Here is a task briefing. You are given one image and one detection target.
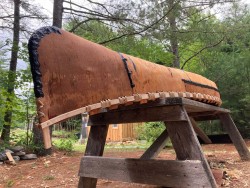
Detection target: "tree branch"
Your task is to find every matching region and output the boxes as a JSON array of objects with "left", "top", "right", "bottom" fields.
[
  {"left": 99, "top": 0, "right": 181, "bottom": 44},
  {"left": 181, "top": 36, "right": 225, "bottom": 69}
]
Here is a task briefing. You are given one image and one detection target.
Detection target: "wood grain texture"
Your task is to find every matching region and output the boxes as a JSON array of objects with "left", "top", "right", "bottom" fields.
[
  {"left": 219, "top": 113, "right": 250, "bottom": 160},
  {"left": 31, "top": 28, "right": 221, "bottom": 128},
  {"left": 88, "top": 105, "right": 187, "bottom": 126},
  {"left": 40, "top": 97, "right": 228, "bottom": 130},
  {"left": 78, "top": 125, "right": 109, "bottom": 188},
  {"left": 190, "top": 117, "right": 212, "bottom": 144},
  {"left": 79, "top": 156, "right": 211, "bottom": 188},
  {"left": 140, "top": 128, "right": 169, "bottom": 159},
  {"left": 166, "top": 107, "right": 217, "bottom": 188},
  {"left": 42, "top": 127, "right": 52, "bottom": 149}
]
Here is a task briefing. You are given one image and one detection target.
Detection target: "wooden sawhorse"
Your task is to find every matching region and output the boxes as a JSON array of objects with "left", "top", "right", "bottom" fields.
[{"left": 78, "top": 97, "right": 250, "bottom": 188}]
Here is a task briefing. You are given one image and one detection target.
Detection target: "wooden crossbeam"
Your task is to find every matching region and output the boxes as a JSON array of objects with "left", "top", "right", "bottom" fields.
[
  {"left": 79, "top": 156, "right": 211, "bottom": 188},
  {"left": 40, "top": 97, "right": 228, "bottom": 130}
]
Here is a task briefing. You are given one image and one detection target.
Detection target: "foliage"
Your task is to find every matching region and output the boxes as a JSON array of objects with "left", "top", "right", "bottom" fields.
[
  {"left": 52, "top": 130, "right": 76, "bottom": 138},
  {"left": 1, "top": 0, "right": 250, "bottom": 145},
  {"left": 53, "top": 133, "right": 78, "bottom": 152},
  {"left": 53, "top": 138, "right": 75, "bottom": 152},
  {"left": 7, "top": 129, "right": 43, "bottom": 152},
  {"left": 66, "top": 20, "right": 173, "bottom": 66},
  {"left": 135, "top": 122, "right": 165, "bottom": 142}
]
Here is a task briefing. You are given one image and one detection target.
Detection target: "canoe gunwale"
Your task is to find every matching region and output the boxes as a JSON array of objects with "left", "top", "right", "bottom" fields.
[{"left": 39, "top": 91, "right": 222, "bottom": 130}]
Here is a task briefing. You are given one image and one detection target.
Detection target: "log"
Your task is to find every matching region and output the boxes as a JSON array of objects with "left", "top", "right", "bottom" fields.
[{"left": 79, "top": 156, "right": 211, "bottom": 188}]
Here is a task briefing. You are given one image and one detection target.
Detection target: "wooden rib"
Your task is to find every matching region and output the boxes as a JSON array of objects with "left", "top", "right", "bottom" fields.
[
  {"left": 141, "top": 94, "right": 149, "bottom": 100},
  {"left": 126, "top": 96, "right": 135, "bottom": 102},
  {"left": 101, "top": 100, "right": 111, "bottom": 108},
  {"left": 159, "top": 92, "right": 170, "bottom": 99},
  {"left": 140, "top": 94, "right": 149, "bottom": 104},
  {"left": 192, "top": 93, "right": 198, "bottom": 100},
  {"left": 118, "top": 97, "right": 127, "bottom": 104},
  {"left": 198, "top": 93, "right": 203, "bottom": 100},
  {"left": 187, "top": 92, "right": 193, "bottom": 98},
  {"left": 159, "top": 92, "right": 165, "bottom": 99},
  {"left": 169, "top": 91, "right": 179, "bottom": 97},
  {"left": 133, "top": 94, "right": 142, "bottom": 102},
  {"left": 178, "top": 92, "right": 186, "bottom": 98},
  {"left": 155, "top": 93, "right": 160, "bottom": 99},
  {"left": 148, "top": 93, "right": 156, "bottom": 101}
]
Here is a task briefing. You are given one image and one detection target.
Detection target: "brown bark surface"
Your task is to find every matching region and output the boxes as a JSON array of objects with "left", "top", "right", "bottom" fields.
[
  {"left": 1, "top": 0, "right": 20, "bottom": 141},
  {"left": 33, "top": 29, "right": 220, "bottom": 123}
]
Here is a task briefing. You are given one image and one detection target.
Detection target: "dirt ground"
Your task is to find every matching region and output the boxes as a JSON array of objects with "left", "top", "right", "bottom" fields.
[{"left": 1, "top": 140, "right": 250, "bottom": 188}]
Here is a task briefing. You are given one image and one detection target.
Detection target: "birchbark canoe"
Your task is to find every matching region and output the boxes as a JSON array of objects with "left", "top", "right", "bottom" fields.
[{"left": 28, "top": 26, "right": 221, "bottom": 148}]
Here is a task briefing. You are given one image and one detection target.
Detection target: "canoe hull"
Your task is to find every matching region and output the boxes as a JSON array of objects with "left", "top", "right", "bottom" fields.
[{"left": 28, "top": 26, "right": 221, "bottom": 126}]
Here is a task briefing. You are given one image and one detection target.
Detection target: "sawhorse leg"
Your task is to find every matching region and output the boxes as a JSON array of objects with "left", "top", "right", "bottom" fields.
[
  {"left": 140, "top": 128, "right": 169, "bottom": 159},
  {"left": 78, "top": 124, "right": 109, "bottom": 188},
  {"left": 166, "top": 106, "right": 217, "bottom": 188},
  {"left": 219, "top": 113, "right": 250, "bottom": 160}
]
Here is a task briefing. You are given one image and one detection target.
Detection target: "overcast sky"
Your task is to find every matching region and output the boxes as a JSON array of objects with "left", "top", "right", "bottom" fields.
[{"left": 1, "top": 0, "right": 250, "bottom": 70}]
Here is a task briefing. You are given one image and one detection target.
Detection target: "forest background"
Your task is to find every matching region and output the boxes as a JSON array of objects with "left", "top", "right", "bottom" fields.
[{"left": 0, "top": 0, "right": 250, "bottom": 151}]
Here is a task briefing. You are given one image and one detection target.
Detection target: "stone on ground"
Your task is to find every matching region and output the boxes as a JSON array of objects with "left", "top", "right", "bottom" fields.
[{"left": 20, "top": 154, "right": 37, "bottom": 160}]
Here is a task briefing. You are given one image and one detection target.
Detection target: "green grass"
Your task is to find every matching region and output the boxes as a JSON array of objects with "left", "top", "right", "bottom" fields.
[
  {"left": 9, "top": 128, "right": 173, "bottom": 154},
  {"left": 52, "top": 130, "right": 77, "bottom": 138},
  {"left": 72, "top": 139, "right": 173, "bottom": 153}
]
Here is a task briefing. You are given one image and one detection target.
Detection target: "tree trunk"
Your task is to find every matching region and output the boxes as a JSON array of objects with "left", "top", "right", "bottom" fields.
[
  {"left": 53, "top": 0, "right": 64, "bottom": 28},
  {"left": 1, "top": 0, "right": 20, "bottom": 142},
  {"left": 33, "top": 121, "right": 52, "bottom": 156},
  {"left": 167, "top": 0, "right": 180, "bottom": 68},
  {"left": 32, "top": 0, "right": 64, "bottom": 154}
]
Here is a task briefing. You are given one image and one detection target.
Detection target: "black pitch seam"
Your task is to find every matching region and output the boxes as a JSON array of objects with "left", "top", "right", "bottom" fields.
[
  {"left": 28, "top": 26, "right": 61, "bottom": 98},
  {"left": 182, "top": 79, "right": 219, "bottom": 92}
]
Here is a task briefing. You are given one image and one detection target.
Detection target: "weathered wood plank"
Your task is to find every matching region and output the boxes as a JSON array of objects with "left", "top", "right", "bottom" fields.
[
  {"left": 182, "top": 98, "right": 229, "bottom": 113},
  {"left": 79, "top": 156, "right": 211, "bottom": 188},
  {"left": 140, "top": 128, "right": 169, "bottom": 159},
  {"left": 219, "top": 113, "right": 250, "bottom": 160},
  {"left": 89, "top": 105, "right": 187, "bottom": 126},
  {"left": 193, "top": 115, "right": 219, "bottom": 121},
  {"left": 188, "top": 111, "right": 218, "bottom": 118},
  {"left": 190, "top": 117, "right": 212, "bottom": 144},
  {"left": 42, "top": 127, "right": 52, "bottom": 149},
  {"left": 78, "top": 125, "right": 109, "bottom": 188},
  {"left": 40, "top": 97, "right": 229, "bottom": 130},
  {"left": 166, "top": 107, "right": 217, "bottom": 188},
  {"left": 6, "top": 151, "right": 15, "bottom": 165}
]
